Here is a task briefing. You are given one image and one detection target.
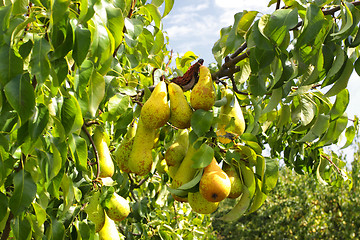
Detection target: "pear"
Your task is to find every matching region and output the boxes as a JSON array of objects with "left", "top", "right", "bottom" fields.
[
  {"left": 190, "top": 65, "right": 215, "bottom": 111},
  {"left": 188, "top": 191, "right": 219, "bottom": 214},
  {"left": 156, "top": 154, "right": 168, "bottom": 174},
  {"left": 168, "top": 164, "right": 180, "bottom": 179},
  {"left": 223, "top": 164, "right": 243, "bottom": 199},
  {"left": 114, "top": 121, "right": 137, "bottom": 173},
  {"left": 199, "top": 158, "right": 231, "bottom": 202},
  {"left": 84, "top": 191, "right": 105, "bottom": 232},
  {"left": 128, "top": 118, "right": 156, "bottom": 176},
  {"left": 170, "top": 144, "right": 197, "bottom": 201},
  {"left": 93, "top": 128, "right": 115, "bottom": 178},
  {"left": 165, "top": 129, "right": 189, "bottom": 166},
  {"left": 98, "top": 213, "right": 122, "bottom": 240},
  {"left": 216, "top": 88, "right": 245, "bottom": 144},
  {"left": 105, "top": 192, "right": 130, "bottom": 222},
  {"left": 140, "top": 81, "right": 170, "bottom": 129},
  {"left": 168, "top": 82, "right": 193, "bottom": 128}
]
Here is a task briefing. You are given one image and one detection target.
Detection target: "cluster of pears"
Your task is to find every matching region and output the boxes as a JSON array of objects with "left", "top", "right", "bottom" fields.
[{"left": 84, "top": 190, "right": 130, "bottom": 239}]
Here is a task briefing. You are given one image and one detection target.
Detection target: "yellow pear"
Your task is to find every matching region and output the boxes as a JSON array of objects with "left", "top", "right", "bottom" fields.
[
  {"left": 140, "top": 81, "right": 170, "bottom": 129},
  {"left": 188, "top": 191, "right": 219, "bottom": 214},
  {"left": 223, "top": 164, "right": 243, "bottom": 199},
  {"left": 105, "top": 192, "right": 130, "bottom": 222},
  {"left": 165, "top": 129, "right": 189, "bottom": 166},
  {"left": 114, "top": 121, "right": 137, "bottom": 173},
  {"left": 170, "top": 144, "right": 197, "bottom": 201},
  {"left": 168, "top": 82, "right": 193, "bottom": 128},
  {"left": 199, "top": 158, "right": 231, "bottom": 202},
  {"left": 93, "top": 128, "right": 115, "bottom": 178},
  {"left": 216, "top": 88, "right": 245, "bottom": 144},
  {"left": 128, "top": 118, "right": 156, "bottom": 176},
  {"left": 190, "top": 65, "right": 215, "bottom": 111},
  {"left": 98, "top": 213, "right": 122, "bottom": 240},
  {"left": 84, "top": 191, "right": 105, "bottom": 232}
]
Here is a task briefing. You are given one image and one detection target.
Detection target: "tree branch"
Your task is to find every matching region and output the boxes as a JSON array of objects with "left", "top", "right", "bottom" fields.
[
  {"left": 82, "top": 124, "right": 100, "bottom": 179},
  {"left": 0, "top": 212, "right": 13, "bottom": 240},
  {"left": 321, "top": 154, "right": 345, "bottom": 177}
]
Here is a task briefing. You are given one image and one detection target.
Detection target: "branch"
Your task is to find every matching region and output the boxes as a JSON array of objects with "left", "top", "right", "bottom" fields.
[
  {"left": 0, "top": 212, "right": 13, "bottom": 240},
  {"left": 276, "top": 0, "right": 281, "bottom": 10},
  {"left": 321, "top": 154, "right": 345, "bottom": 177},
  {"left": 82, "top": 124, "right": 100, "bottom": 179}
]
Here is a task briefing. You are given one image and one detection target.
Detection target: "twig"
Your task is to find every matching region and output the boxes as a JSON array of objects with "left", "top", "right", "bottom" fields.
[
  {"left": 128, "top": 174, "right": 139, "bottom": 202},
  {"left": 229, "top": 75, "right": 249, "bottom": 95},
  {"left": 0, "top": 212, "right": 13, "bottom": 240},
  {"left": 82, "top": 124, "right": 100, "bottom": 179},
  {"left": 230, "top": 42, "right": 247, "bottom": 59},
  {"left": 321, "top": 154, "right": 345, "bottom": 177},
  {"left": 84, "top": 120, "right": 100, "bottom": 127},
  {"left": 276, "top": 0, "right": 281, "bottom": 10}
]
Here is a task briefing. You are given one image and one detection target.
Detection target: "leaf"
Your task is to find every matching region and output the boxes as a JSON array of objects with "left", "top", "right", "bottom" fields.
[
  {"left": 52, "top": 0, "right": 70, "bottom": 25},
  {"left": 69, "top": 134, "right": 88, "bottom": 171},
  {"left": 291, "top": 95, "right": 317, "bottom": 126},
  {"left": 316, "top": 155, "right": 328, "bottom": 185},
  {"left": 330, "top": 2, "right": 353, "bottom": 40},
  {"left": 108, "top": 94, "right": 130, "bottom": 116},
  {"left": 61, "top": 95, "right": 83, "bottom": 135},
  {"left": 12, "top": 0, "right": 28, "bottom": 15},
  {"left": 237, "top": 11, "right": 258, "bottom": 36},
  {"left": 191, "top": 109, "right": 213, "bottom": 137},
  {"left": 220, "top": 186, "right": 251, "bottom": 221},
  {"left": 329, "top": 89, "right": 349, "bottom": 121},
  {"left": 262, "top": 88, "right": 282, "bottom": 114},
  {"left": 317, "top": 113, "right": 348, "bottom": 147},
  {"left": 0, "top": 44, "right": 23, "bottom": 85},
  {"left": 0, "top": 192, "right": 8, "bottom": 222},
  {"left": 341, "top": 126, "right": 355, "bottom": 149},
  {"left": 9, "top": 170, "right": 37, "bottom": 216},
  {"left": 88, "top": 71, "right": 105, "bottom": 117},
  {"left": 191, "top": 143, "right": 214, "bottom": 169},
  {"left": 75, "top": 60, "right": 94, "bottom": 97},
  {"left": 4, "top": 74, "right": 35, "bottom": 125},
  {"left": 145, "top": 4, "right": 162, "bottom": 28},
  {"left": 73, "top": 26, "right": 91, "bottom": 67},
  {"left": 106, "top": 7, "right": 125, "bottom": 48},
  {"left": 13, "top": 214, "right": 32, "bottom": 240},
  {"left": 163, "top": 0, "right": 174, "bottom": 18},
  {"left": 29, "top": 103, "right": 49, "bottom": 140},
  {"left": 299, "top": 114, "right": 330, "bottom": 142},
  {"left": 325, "top": 59, "right": 353, "bottom": 97},
  {"left": 262, "top": 158, "right": 279, "bottom": 194},
  {"left": 47, "top": 218, "right": 65, "bottom": 240},
  {"left": 32, "top": 202, "right": 47, "bottom": 227},
  {"left": 150, "top": 29, "right": 164, "bottom": 55},
  {"left": 30, "top": 36, "right": 51, "bottom": 83},
  {"left": 249, "top": 74, "right": 267, "bottom": 97}
]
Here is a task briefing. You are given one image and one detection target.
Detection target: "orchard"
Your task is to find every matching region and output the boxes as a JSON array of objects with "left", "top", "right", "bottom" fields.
[{"left": 0, "top": 0, "right": 359, "bottom": 239}]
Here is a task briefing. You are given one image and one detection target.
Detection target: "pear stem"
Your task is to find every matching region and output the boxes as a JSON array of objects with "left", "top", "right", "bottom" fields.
[{"left": 82, "top": 124, "right": 100, "bottom": 180}]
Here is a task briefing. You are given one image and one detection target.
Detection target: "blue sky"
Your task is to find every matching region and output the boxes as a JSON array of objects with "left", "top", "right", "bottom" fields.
[{"left": 161, "top": 0, "right": 359, "bottom": 121}]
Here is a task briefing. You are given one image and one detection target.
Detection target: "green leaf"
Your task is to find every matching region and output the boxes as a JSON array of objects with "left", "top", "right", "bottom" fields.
[
  {"left": 249, "top": 75, "right": 267, "bottom": 96},
  {"left": 325, "top": 59, "right": 353, "bottom": 97},
  {"left": 0, "top": 44, "right": 23, "bottom": 85},
  {"left": 75, "top": 60, "right": 94, "bottom": 97},
  {"left": 108, "top": 94, "right": 130, "bottom": 116},
  {"left": 262, "top": 158, "right": 279, "bottom": 194},
  {"left": 73, "top": 26, "right": 91, "bottom": 67},
  {"left": 191, "top": 143, "right": 214, "bottom": 169},
  {"left": 298, "top": 114, "right": 330, "bottom": 142},
  {"left": 163, "top": 0, "right": 174, "bottom": 18},
  {"left": 9, "top": 170, "right": 37, "bottom": 216},
  {"left": 30, "top": 36, "right": 51, "bottom": 83},
  {"left": 52, "top": 0, "right": 70, "bottom": 25},
  {"left": 88, "top": 71, "right": 105, "bottom": 117},
  {"left": 79, "top": 220, "right": 95, "bottom": 240},
  {"left": 69, "top": 134, "right": 88, "bottom": 171},
  {"left": 0, "top": 192, "right": 8, "bottom": 222},
  {"left": 32, "top": 202, "right": 47, "bottom": 227},
  {"left": 291, "top": 95, "right": 317, "bottom": 126},
  {"left": 4, "top": 74, "right": 35, "bottom": 125},
  {"left": 106, "top": 7, "right": 125, "bottom": 48},
  {"left": 29, "top": 103, "right": 49, "bottom": 140},
  {"left": 61, "top": 95, "right": 83, "bottom": 135},
  {"left": 145, "top": 4, "right": 162, "bottom": 28},
  {"left": 12, "top": 0, "right": 28, "bottom": 15},
  {"left": 47, "top": 218, "right": 65, "bottom": 240},
  {"left": 237, "top": 11, "right": 258, "bottom": 36},
  {"left": 317, "top": 114, "right": 348, "bottom": 147},
  {"left": 329, "top": 89, "right": 349, "bottom": 121},
  {"left": 13, "top": 214, "right": 32, "bottom": 240},
  {"left": 330, "top": 2, "right": 353, "bottom": 40},
  {"left": 150, "top": 29, "right": 164, "bottom": 55},
  {"left": 341, "top": 126, "right": 355, "bottom": 149},
  {"left": 262, "top": 88, "right": 282, "bottom": 114},
  {"left": 191, "top": 109, "right": 213, "bottom": 137}
]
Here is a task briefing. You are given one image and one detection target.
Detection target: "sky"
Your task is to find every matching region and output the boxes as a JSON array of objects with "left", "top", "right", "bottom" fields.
[{"left": 161, "top": 0, "right": 360, "bottom": 161}]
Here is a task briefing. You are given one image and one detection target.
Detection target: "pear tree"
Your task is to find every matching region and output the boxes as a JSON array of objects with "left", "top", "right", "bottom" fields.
[{"left": 0, "top": 0, "right": 359, "bottom": 239}]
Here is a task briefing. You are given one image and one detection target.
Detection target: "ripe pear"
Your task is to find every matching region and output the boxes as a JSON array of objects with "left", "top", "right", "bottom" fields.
[
  {"left": 199, "top": 158, "right": 231, "bottom": 202},
  {"left": 105, "top": 192, "right": 130, "bottom": 222},
  {"left": 165, "top": 129, "right": 189, "bottom": 166},
  {"left": 188, "top": 191, "right": 219, "bottom": 214},
  {"left": 93, "top": 128, "right": 115, "bottom": 178},
  {"left": 223, "top": 164, "right": 243, "bottom": 199},
  {"left": 140, "top": 81, "right": 170, "bottom": 129},
  {"left": 84, "top": 191, "right": 105, "bottom": 232},
  {"left": 168, "top": 82, "right": 193, "bottom": 128},
  {"left": 113, "top": 121, "right": 137, "bottom": 173},
  {"left": 216, "top": 88, "right": 245, "bottom": 144},
  {"left": 170, "top": 144, "right": 197, "bottom": 201},
  {"left": 98, "top": 213, "right": 122, "bottom": 240},
  {"left": 190, "top": 65, "right": 215, "bottom": 111},
  {"left": 128, "top": 118, "right": 156, "bottom": 176}
]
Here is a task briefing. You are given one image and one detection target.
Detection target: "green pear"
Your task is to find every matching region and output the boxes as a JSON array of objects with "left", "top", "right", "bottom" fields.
[
  {"left": 223, "top": 164, "right": 243, "bottom": 199},
  {"left": 156, "top": 153, "right": 168, "bottom": 174},
  {"left": 114, "top": 121, "right": 137, "bottom": 173},
  {"left": 105, "top": 192, "right": 130, "bottom": 222},
  {"left": 190, "top": 65, "right": 215, "bottom": 111},
  {"left": 168, "top": 164, "right": 180, "bottom": 179},
  {"left": 216, "top": 88, "right": 245, "bottom": 144},
  {"left": 165, "top": 129, "right": 189, "bottom": 166},
  {"left": 140, "top": 81, "right": 170, "bottom": 129},
  {"left": 128, "top": 118, "right": 155, "bottom": 176},
  {"left": 188, "top": 192, "right": 219, "bottom": 214},
  {"left": 84, "top": 191, "right": 105, "bottom": 232},
  {"left": 98, "top": 213, "right": 122, "bottom": 240},
  {"left": 168, "top": 82, "right": 193, "bottom": 129},
  {"left": 199, "top": 158, "right": 231, "bottom": 202},
  {"left": 93, "top": 128, "right": 115, "bottom": 178},
  {"left": 170, "top": 144, "right": 197, "bottom": 201}
]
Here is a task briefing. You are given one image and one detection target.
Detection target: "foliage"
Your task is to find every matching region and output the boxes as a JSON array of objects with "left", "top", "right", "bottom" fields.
[
  {"left": 0, "top": 0, "right": 359, "bottom": 238},
  {"left": 212, "top": 143, "right": 360, "bottom": 239}
]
